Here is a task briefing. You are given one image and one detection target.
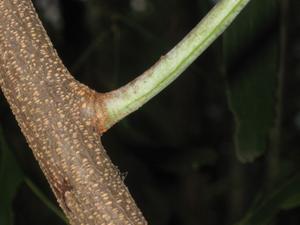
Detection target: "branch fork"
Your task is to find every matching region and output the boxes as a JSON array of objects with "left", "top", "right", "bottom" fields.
[{"left": 0, "top": 0, "right": 250, "bottom": 224}]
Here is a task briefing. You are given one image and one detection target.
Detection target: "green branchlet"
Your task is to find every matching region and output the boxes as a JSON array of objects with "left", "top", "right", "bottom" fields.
[{"left": 102, "top": 0, "right": 251, "bottom": 130}]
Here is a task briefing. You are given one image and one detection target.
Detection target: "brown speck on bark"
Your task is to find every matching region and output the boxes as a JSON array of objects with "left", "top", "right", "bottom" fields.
[{"left": 0, "top": 0, "right": 147, "bottom": 224}]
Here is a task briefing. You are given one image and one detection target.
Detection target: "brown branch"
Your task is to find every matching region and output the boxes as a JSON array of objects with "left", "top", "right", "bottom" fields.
[{"left": 0, "top": 0, "right": 146, "bottom": 224}]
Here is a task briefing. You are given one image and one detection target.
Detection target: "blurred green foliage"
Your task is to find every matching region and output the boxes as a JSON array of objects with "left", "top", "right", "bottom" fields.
[
  {"left": 0, "top": 0, "right": 299, "bottom": 225},
  {"left": 236, "top": 174, "right": 300, "bottom": 225},
  {"left": 224, "top": 0, "right": 279, "bottom": 162},
  {"left": 0, "top": 127, "right": 23, "bottom": 225}
]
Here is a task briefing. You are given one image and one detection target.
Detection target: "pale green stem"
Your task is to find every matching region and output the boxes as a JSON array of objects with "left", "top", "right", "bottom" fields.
[{"left": 103, "top": 0, "right": 250, "bottom": 130}]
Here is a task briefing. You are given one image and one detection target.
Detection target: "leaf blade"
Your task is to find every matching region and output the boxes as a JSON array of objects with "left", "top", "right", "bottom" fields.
[
  {"left": 0, "top": 127, "right": 24, "bottom": 225},
  {"left": 223, "top": 0, "right": 279, "bottom": 162},
  {"left": 236, "top": 174, "right": 300, "bottom": 225}
]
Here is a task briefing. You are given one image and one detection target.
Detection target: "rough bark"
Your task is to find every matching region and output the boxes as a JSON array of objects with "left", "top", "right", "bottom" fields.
[{"left": 0, "top": 0, "right": 147, "bottom": 224}]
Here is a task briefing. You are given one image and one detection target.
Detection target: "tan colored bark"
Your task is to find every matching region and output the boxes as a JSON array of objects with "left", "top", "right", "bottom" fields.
[{"left": 0, "top": 0, "right": 147, "bottom": 224}]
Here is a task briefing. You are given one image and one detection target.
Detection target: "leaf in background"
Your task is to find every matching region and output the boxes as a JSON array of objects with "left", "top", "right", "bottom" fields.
[
  {"left": 279, "top": 176, "right": 300, "bottom": 210},
  {"left": 223, "top": 0, "right": 279, "bottom": 162},
  {"left": 236, "top": 174, "right": 300, "bottom": 225},
  {"left": 0, "top": 127, "right": 24, "bottom": 225},
  {"left": 24, "top": 178, "right": 68, "bottom": 223}
]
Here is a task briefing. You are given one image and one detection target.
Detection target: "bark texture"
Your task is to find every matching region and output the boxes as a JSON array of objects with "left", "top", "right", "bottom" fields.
[{"left": 0, "top": 0, "right": 147, "bottom": 224}]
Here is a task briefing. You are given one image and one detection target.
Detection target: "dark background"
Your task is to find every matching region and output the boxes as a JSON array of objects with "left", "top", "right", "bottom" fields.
[{"left": 0, "top": 0, "right": 299, "bottom": 225}]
